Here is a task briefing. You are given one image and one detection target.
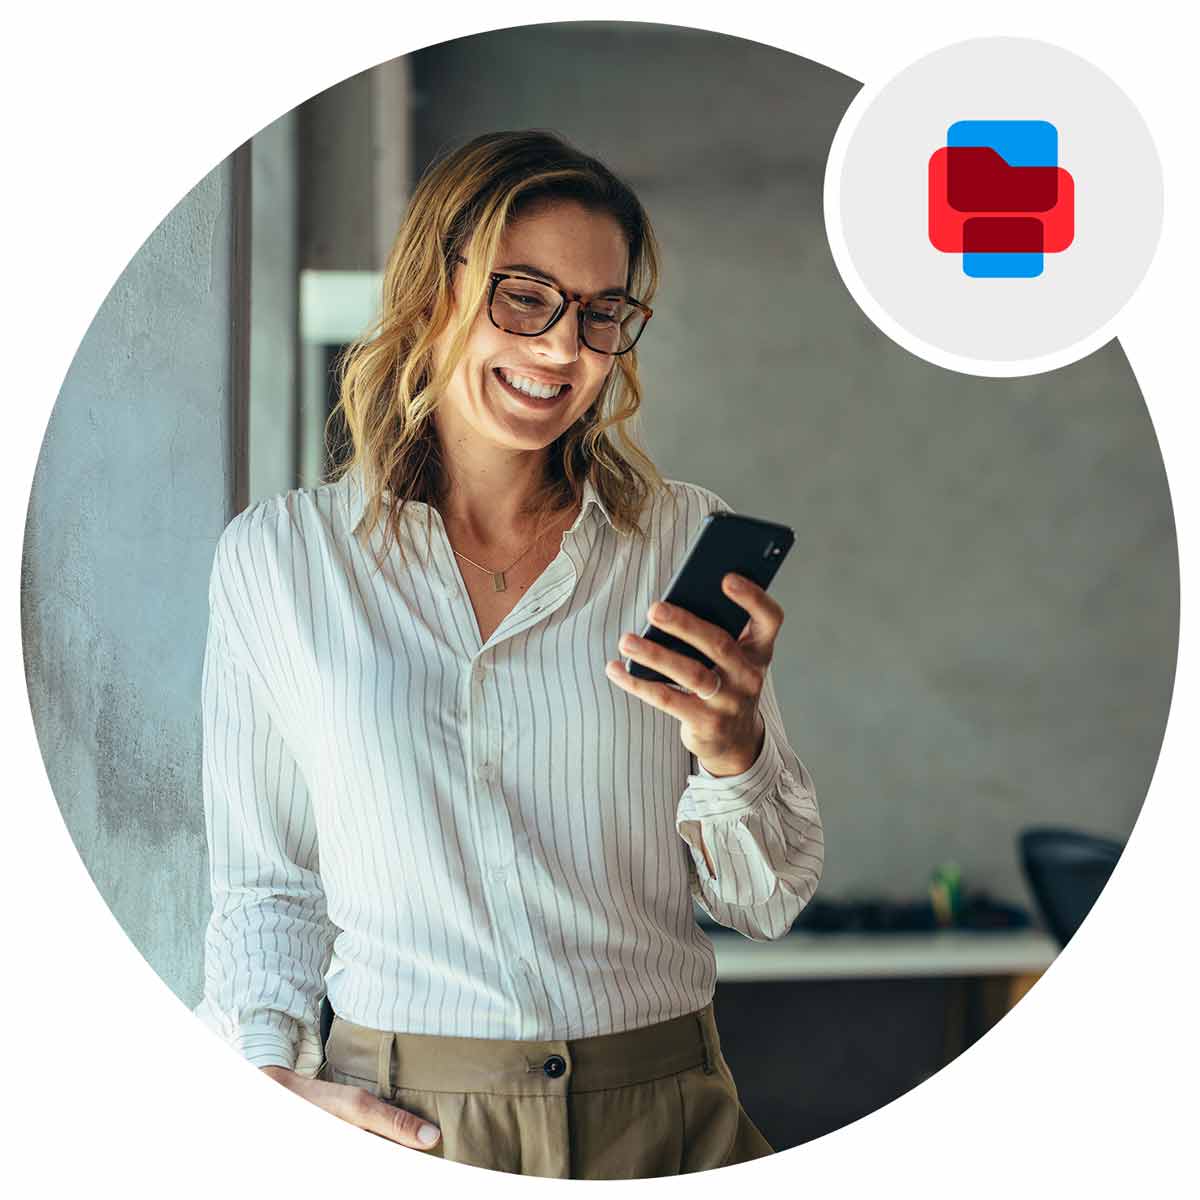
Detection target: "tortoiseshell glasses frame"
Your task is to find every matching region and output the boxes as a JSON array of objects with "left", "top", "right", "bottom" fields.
[{"left": 454, "top": 254, "right": 653, "bottom": 356}]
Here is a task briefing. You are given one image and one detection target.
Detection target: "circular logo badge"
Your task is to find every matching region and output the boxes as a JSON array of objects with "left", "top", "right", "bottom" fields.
[{"left": 825, "top": 37, "right": 1163, "bottom": 376}]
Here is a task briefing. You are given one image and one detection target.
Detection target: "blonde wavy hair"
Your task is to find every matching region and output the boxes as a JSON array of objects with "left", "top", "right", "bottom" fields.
[{"left": 327, "top": 128, "right": 671, "bottom": 570}]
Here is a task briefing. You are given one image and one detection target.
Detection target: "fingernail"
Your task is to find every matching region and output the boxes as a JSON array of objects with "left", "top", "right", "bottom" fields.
[
  {"left": 651, "top": 601, "right": 669, "bottom": 618},
  {"left": 726, "top": 575, "right": 742, "bottom": 589},
  {"left": 418, "top": 1123, "right": 441, "bottom": 1146}
]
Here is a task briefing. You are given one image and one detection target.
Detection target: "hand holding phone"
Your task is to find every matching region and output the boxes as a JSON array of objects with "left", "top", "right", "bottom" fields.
[{"left": 623, "top": 510, "right": 794, "bottom": 686}]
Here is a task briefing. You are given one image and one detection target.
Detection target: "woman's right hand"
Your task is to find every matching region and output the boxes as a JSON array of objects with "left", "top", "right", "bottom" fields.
[{"left": 261, "top": 1065, "right": 442, "bottom": 1151}]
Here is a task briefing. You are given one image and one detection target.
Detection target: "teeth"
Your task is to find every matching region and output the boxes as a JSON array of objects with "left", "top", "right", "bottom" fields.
[{"left": 498, "top": 368, "right": 565, "bottom": 400}]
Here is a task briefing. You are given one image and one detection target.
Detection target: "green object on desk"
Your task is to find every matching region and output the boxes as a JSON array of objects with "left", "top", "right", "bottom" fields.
[{"left": 930, "top": 862, "right": 963, "bottom": 927}]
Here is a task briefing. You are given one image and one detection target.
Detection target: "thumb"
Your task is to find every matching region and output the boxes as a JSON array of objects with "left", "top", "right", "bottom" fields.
[{"left": 372, "top": 1097, "right": 442, "bottom": 1150}]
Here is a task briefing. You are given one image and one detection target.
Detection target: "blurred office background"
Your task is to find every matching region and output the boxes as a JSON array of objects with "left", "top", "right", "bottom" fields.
[{"left": 23, "top": 22, "right": 1177, "bottom": 1150}]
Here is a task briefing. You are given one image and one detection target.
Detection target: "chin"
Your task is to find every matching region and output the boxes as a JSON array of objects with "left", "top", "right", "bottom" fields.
[
  {"left": 490, "top": 399, "right": 590, "bottom": 445},
  {"left": 506, "top": 424, "right": 574, "bottom": 452},
  {"left": 478, "top": 409, "right": 568, "bottom": 451}
]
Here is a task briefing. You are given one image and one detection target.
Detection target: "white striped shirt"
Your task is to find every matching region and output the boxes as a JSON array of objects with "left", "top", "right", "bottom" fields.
[{"left": 193, "top": 465, "right": 823, "bottom": 1073}]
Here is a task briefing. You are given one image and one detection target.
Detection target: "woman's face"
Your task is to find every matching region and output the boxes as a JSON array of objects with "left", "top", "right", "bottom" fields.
[{"left": 432, "top": 198, "right": 629, "bottom": 455}]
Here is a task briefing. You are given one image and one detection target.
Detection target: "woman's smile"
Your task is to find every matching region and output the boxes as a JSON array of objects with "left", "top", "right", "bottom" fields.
[{"left": 491, "top": 365, "right": 574, "bottom": 410}]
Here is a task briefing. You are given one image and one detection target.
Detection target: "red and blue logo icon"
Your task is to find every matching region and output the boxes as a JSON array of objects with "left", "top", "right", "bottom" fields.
[{"left": 928, "top": 120, "right": 1075, "bottom": 277}]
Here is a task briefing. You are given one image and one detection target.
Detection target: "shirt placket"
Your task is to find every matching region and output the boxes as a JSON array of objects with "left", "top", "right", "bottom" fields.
[{"left": 454, "top": 535, "right": 592, "bottom": 1037}]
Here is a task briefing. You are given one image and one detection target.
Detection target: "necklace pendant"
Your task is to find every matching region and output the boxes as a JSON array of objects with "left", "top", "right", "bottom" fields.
[{"left": 493, "top": 570, "right": 507, "bottom": 592}]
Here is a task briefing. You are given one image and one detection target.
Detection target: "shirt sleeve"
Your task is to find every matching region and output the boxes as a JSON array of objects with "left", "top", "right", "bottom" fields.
[
  {"left": 192, "top": 518, "right": 337, "bottom": 1075},
  {"left": 675, "top": 660, "right": 824, "bottom": 941}
]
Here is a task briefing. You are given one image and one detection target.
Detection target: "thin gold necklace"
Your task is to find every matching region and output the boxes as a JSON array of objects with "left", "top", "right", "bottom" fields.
[
  {"left": 447, "top": 502, "right": 580, "bottom": 592},
  {"left": 451, "top": 538, "right": 538, "bottom": 593}
]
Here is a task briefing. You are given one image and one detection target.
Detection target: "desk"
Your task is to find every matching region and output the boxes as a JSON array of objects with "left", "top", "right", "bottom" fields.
[
  {"left": 707, "top": 927, "right": 1058, "bottom": 1066},
  {"left": 708, "top": 927, "right": 1058, "bottom": 981}
]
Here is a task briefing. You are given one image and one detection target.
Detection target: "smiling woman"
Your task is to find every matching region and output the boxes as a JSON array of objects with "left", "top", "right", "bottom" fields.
[{"left": 192, "top": 128, "right": 824, "bottom": 1179}]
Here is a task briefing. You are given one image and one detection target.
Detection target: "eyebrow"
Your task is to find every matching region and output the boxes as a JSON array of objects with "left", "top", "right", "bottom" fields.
[{"left": 499, "top": 262, "right": 629, "bottom": 298}]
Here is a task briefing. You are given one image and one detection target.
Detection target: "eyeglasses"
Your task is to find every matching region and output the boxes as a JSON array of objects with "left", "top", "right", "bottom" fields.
[{"left": 455, "top": 255, "right": 653, "bottom": 356}]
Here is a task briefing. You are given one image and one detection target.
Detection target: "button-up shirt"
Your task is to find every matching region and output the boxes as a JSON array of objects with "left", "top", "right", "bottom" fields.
[{"left": 193, "top": 464, "right": 823, "bottom": 1074}]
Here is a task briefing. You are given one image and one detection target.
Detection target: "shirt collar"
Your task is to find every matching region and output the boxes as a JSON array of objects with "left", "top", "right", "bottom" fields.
[
  {"left": 574, "top": 473, "right": 617, "bottom": 533},
  {"left": 345, "top": 463, "right": 616, "bottom": 539}
]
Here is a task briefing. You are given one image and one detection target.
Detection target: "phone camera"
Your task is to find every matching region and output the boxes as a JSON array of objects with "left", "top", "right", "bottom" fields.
[{"left": 763, "top": 542, "right": 782, "bottom": 558}]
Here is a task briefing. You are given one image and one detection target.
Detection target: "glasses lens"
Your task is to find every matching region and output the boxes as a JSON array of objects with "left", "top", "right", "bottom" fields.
[
  {"left": 491, "top": 278, "right": 561, "bottom": 334},
  {"left": 581, "top": 299, "right": 646, "bottom": 354}
]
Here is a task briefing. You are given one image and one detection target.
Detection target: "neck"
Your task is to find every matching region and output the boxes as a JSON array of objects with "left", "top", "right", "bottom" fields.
[{"left": 434, "top": 433, "right": 560, "bottom": 550}]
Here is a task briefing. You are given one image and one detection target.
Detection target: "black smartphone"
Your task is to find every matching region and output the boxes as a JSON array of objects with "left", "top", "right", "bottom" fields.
[{"left": 624, "top": 511, "right": 795, "bottom": 685}]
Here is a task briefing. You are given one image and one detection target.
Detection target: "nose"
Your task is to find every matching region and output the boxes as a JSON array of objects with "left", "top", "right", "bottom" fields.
[{"left": 531, "top": 300, "right": 583, "bottom": 362}]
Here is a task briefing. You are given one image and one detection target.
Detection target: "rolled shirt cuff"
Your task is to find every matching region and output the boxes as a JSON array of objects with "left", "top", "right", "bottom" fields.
[
  {"left": 193, "top": 998, "right": 326, "bottom": 1076},
  {"left": 678, "top": 722, "right": 784, "bottom": 820},
  {"left": 676, "top": 727, "right": 795, "bottom": 904}
]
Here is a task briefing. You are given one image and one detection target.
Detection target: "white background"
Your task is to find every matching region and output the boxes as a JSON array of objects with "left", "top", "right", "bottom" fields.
[{"left": 2, "top": 2, "right": 1194, "bottom": 1194}]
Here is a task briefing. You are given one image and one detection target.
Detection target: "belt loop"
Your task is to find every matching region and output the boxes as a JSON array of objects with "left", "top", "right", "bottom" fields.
[
  {"left": 377, "top": 1030, "right": 395, "bottom": 1099},
  {"left": 696, "top": 1011, "right": 715, "bottom": 1074}
]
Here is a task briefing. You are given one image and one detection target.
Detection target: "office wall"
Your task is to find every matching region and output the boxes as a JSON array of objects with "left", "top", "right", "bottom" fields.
[
  {"left": 405, "top": 22, "right": 1177, "bottom": 908},
  {"left": 249, "top": 111, "right": 299, "bottom": 505},
  {"left": 298, "top": 59, "right": 411, "bottom": 273},
  {"left": 21, "top": 155, "right": 244, "bottom": 1006}
]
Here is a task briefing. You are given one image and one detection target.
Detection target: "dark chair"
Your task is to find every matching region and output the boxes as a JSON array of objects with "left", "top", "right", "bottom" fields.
[{"left": 1018, "top": 826, "right": 1125, "bottom": 948}]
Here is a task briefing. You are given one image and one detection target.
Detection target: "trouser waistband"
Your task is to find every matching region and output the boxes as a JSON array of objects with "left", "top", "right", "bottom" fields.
[{"left": 324, "top": 1001, "right": 722, "bottom": 1097}]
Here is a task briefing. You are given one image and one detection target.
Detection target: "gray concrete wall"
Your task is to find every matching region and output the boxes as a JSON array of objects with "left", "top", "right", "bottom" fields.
[
  {"left": 21, "top": 155, "right": 245, "bottom": 1007},
  {"left": 250, "top": 111, "right": 299, "bottom": 505},
  {"left": 407, "top": 22, "right": 1178, "bottom": 909}
]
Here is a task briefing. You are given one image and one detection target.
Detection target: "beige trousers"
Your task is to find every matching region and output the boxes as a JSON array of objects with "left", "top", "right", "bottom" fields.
[{"left": 316, "top": 999, "right": 774, "bottom": 1178}]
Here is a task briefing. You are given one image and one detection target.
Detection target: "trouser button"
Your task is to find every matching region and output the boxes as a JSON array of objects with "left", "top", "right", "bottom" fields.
[{"left": 542, "top": 1054, "right": 566, "bottom": 1078}]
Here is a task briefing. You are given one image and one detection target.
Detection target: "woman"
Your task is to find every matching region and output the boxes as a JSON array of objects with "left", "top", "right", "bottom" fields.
[{"left": 194, "top": 129, "right": 823, "bottom": 1178}]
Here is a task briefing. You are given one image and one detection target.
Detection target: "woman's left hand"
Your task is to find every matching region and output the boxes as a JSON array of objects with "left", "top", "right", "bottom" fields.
[{"left": 604, "top": 572, "right": 784, "bottom": 777}]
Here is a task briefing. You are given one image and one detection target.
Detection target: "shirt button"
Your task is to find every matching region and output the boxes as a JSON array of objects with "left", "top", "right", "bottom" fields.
[{"left": 542, "top": 1055, "right": 566, "bottom": 1078}]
